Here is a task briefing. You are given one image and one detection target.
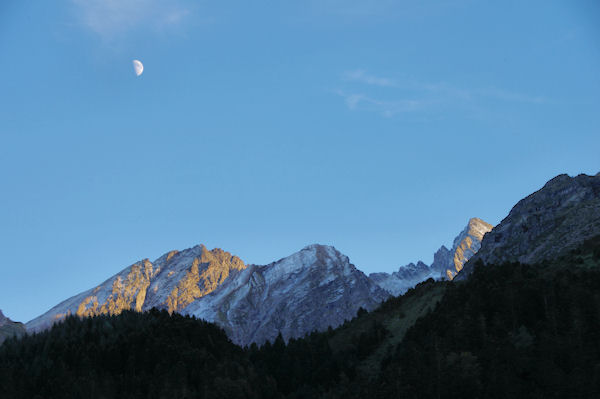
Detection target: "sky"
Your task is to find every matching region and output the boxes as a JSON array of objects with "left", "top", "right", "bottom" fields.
[{"left": 0, "top": 0, "right": 599, "bottom": 323}]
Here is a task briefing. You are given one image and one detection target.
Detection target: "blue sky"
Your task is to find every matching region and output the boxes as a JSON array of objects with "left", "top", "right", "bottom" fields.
[{"left": 1, "top": 0, "right": 599, "bottom": 323}]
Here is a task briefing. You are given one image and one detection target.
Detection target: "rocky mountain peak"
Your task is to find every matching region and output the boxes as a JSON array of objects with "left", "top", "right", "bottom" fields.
[
  {"left": 456, "top": 173, "right": 600, "bottom": 279},
  {"left": 370, "top": 218, "right": 493, "bottom": 295},
  {"left": 26, "top": 244, "right": 248, "bottom": 332},
  {"left": 433, "top": 245, "right": 451, "bottom": 266},
  {"left": 301, "top": 243, "right": 342, "bottom": 259},
  {"left": 467, "top": 217, "right": 494, "bottom": 240},
  {"left": 445, "top": 218, "right": 494, "bottom": 279},
  {"left": 196, "top": 243, "right": 389, "bottom": 345},
  {"left": 197, "top": 245, "right": 245, "bottom": 270},
  {"left": 254, "top": 244, "right": 357, "bottom": 292}
]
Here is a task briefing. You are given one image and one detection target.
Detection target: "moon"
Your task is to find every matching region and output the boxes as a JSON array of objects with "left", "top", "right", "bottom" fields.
[{"left": 132, "top": 59, "right": 143, "bottom": 76}]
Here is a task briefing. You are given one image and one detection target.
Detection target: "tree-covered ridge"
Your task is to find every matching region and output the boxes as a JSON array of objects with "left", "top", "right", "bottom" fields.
[
  {"left": 0, "top": 310, "right": 272, "bottom": 399},
  {"left": 2, "top": 236, "right": 600, "bottom": 398},
  {"left": 373, "top": 236, "right": 600, "bottom": 398}
]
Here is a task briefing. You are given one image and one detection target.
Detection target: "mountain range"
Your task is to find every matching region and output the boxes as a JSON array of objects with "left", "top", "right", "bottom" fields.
[
  {"left": 26, "top": 243, "right": 389, "bottom": 346},
  {"left": 10, "top": 172, "right": 600, "bottom": 348},
  {"left": 24, "top": 216, "right": 495, "bottom": 346}
]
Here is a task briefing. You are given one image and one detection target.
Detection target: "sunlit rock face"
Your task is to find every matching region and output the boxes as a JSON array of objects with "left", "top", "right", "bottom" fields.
[
  {"left": 369, "top": 218, "right": 493, "bottom": 295},
  {"left": 457, "top": 173, "right": 600, "bottom": 279},
  {"left": 0, "top": 310, "right": 26, "bottom": 345},
  {"left": 26, "top": 244, "right": 388, "bottom": 346},
  {"left": 445, "top": 218, "right": 494, "bottom": 279},
  {"left": 26, "top": 245, "right": 246, "bottom": 333}
]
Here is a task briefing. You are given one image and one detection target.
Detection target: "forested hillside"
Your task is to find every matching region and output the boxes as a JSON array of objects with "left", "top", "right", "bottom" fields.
[{"left": 2, "top": 236, "right": 600, "bottom": 398}]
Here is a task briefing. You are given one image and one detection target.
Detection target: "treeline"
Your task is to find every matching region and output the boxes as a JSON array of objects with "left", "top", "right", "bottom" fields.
[{"left": 2, "top": 237, "right": 600, "bottom": 398}]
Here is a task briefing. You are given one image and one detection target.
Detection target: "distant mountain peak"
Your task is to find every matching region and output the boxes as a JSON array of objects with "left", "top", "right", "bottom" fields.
[
  {"left": 447, "top": 218, "right": 494, "bottom": 279},
  {"left": 300, "top": 243, "right": 341, "bottom": 259},
  {"left": 302, "top": 243, "right": 330, "bottom": 251},
  {"left": 369, "top": 218, "right": 493, "bottom": 295}
]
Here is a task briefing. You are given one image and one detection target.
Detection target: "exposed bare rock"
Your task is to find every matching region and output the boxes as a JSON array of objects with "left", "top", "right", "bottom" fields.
[
  {"left": 26, "top": 245, "right": 246, "bottom": 333},
  {"left": 369, "top": 261, "right": 434, "bottom": 296},
  {"left": 445, "top": 218, "right": 493, "bottom": 279},
  {"left": 369, "top": 218, "right": 493, "bottom": 295},
  {"left": 456, "top": 173, "right": 600, "bottom": 279},
  {"left": 185, "top": 244, "right": 389, "bottom": 345},
  {"left": 26, "top": 244, "right": 388, "bottom": 346}
]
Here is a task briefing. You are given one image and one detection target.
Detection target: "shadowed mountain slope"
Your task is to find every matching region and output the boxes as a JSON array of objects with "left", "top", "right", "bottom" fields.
[
  {"left": 0, "top": 310, "right": 26, "bottom": 345},
  {"left": 457, "top": 172, "right": 600, "bottom": 279}
]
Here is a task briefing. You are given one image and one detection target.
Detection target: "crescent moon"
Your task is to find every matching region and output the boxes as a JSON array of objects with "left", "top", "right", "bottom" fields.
[{"left": 132, "top": 59, "right": 144, "bottom": 76}]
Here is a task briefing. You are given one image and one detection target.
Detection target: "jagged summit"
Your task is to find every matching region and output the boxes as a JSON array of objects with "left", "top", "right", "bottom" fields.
[
  {"left": 369, "top": 217, "right": 493, "bottom": 295},
  {"left": 460, "top": 218, "right": 493, "bottom": 242},
  {"left": 446, "top": 217, "right": 494, "bottom": 279},
  {"left": 457, "top": 173, "right": 600, "bottom": 278},
  {"left": 301, "top": 243, "right": 333, "bottom": 251}
]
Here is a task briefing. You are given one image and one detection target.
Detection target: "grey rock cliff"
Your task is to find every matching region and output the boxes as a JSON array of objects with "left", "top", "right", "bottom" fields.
[{"left": 456, "top": 173, "right": 600, "bottom": 279}]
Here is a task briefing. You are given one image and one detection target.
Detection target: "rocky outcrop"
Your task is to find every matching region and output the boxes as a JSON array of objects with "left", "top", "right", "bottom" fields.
[
  {"left": 456, "top": 173, "right": 600, "bottom": 279},
  {"left": 0, "top": 310, "right": 26, "bottom": 345},
  {"left": 27, "top": 244, "right": 388, "bottom": 346},
  {"left": 369, "top": 218, "right": 493, "bottom": 295},
  {"left": 445, "top": 218, "right": 493, "bottom": 279}
]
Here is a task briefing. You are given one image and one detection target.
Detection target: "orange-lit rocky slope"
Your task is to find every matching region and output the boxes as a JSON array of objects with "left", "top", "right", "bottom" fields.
[{"left": 26, "top": 246, "right": 245, "bottom": 332}]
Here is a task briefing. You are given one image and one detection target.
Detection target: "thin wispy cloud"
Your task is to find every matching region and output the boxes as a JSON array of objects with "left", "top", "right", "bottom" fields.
[
  {"left": 476, "top": 87, "right": 547, "bottom": 104},
  {"left": 71, "top": 0, "right": 191, "bottom": 39},
  {"left": 343, "top": 70, "right": 397, "bottom": 87},
  {"left": 338, "top": 69, "right": 548, "bottom": 116},
  {"left": 335, "top": 90, "right": 422, "bottom": 117}
]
